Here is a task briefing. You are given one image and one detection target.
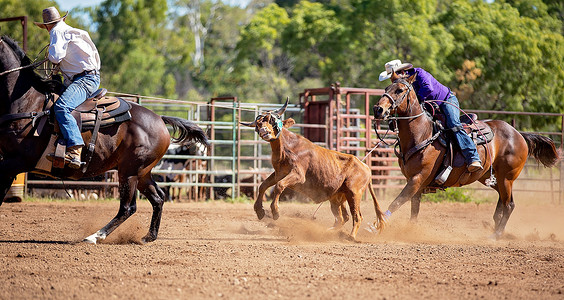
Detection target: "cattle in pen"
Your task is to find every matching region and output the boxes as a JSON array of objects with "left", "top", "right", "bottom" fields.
[
  {"left": 153, "top": 142, "right": 207, "bottom": 201},
  {"left": 240, "top": 98, "right": 385, "bottom": 239}
]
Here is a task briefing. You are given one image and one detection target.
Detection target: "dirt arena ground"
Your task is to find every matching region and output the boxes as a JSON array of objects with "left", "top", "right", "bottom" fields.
[{"left": 1, "top": 194, "right": 563, "bottom": 299}]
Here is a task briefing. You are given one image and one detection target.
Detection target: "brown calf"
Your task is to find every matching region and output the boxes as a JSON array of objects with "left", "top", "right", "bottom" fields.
[{"left": 241, "top": 99, "right": 385, "bottom": 239}]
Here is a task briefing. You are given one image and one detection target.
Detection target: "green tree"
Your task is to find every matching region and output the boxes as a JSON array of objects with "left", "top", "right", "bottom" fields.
[
  {"left": 281, "top": 1, "right": 347, "bottom": 83},
  {"left": 439, "top": 0, "right": 564, "bottom": 129},
  {"left": 92, "top": 0, "right": 172, "bottom": 96},
  {"left": 236, "top": 3, "right": 292, "bottom": 101},
  {"left": 167, "top": 0, "right": 247, "bottom": 100},
  {"left": 0, "top": 0, "right": 86, "bottom": 59}
]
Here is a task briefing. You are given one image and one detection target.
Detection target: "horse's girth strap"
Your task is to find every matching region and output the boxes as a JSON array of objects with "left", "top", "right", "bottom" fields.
[{"left": 81, "top": 107, "right": 103, "bottom": 173}]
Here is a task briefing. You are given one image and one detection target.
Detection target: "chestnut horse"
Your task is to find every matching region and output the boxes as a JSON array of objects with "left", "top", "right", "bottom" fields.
[
  {"left": 0, "top": 36, "right": 208, "bottom": 244},
  {"left": 373, "top": 74, "right": 559, "bottom": 238}
]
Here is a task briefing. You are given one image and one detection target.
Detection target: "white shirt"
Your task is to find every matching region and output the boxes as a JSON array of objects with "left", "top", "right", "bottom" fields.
[{"left": 48, "top": 21, "right": 101, "bottom": 82}]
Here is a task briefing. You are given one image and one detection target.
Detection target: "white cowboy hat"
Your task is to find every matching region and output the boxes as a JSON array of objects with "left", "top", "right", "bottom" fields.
[
  {"left": 378, "top": 59, "right": 413, "bottom": 81},
  {"left": 34, "top": 7, "right": 68, "bottom": 29}
]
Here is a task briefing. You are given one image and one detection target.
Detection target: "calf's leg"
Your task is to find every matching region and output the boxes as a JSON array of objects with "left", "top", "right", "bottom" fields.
[
  {"left": 329, "top": 195, "right": 347, "bottom": 229},
  {"left": 255, "top": 173, "right": 277, "bottom": 219},
  {"left": 270, "top": 172, "right": 304, "bottom": 220},
  {"left": 346, "top": 192, "right": 363, "bottom": 239}
]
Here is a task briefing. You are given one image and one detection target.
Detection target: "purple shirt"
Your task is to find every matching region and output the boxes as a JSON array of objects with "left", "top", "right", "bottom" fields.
[{"left": 405, "top": 68, "right": 451, "bottom": 102}]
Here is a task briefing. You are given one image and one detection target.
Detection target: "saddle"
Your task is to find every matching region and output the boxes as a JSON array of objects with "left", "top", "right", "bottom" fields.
[
  {"left": 71, "top": 89, "right": 132, "bottom": 131},
  {"left": 35, "top": 88, "right": 132, "bottom": 174},
  {"left": 423, "top": 103, "right": 495, "bottom": 189}
]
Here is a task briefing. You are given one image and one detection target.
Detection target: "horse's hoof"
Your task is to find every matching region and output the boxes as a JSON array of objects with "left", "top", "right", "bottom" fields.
[
  {"left": 364, "top": 223, "right": 379, "bottom": 234},
  {"left": 82, "top": 236, "right": 97, "bottom": 244},
  {"left": 489, "top": 232, "right": 502, "bottom": 240},
  {"left": 256, "top": 209, "right": 266, "bottom": 220},
  {"left": 83, "top": 231, "right": 106, "bottom": 244},
  {"left": 341, "top": 232, "right": 357, "bottom": 242},
  {"left": 142, "top": 234, "right": 157, "bottom": 244},
  {"left": 272, "top": 210, "right": 280, "bottom": 220}
]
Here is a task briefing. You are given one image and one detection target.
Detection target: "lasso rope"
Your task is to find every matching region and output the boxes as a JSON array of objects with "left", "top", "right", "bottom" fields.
[{"left": 0, "top": 58, "right": 49, "bottom": 77}]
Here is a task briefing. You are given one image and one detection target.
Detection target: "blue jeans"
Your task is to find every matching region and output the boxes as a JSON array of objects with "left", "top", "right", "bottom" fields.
[
  {"left": 54, "top": 74, "right": 100, "bottom": 148},
  {"left": 441, "top": 93, "right": 481, "bottom": 164}
]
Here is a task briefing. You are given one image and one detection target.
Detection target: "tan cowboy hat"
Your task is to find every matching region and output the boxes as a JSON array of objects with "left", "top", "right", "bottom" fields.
[
  {"left": 378, "top": 59, "right": 413, "bottom": 81},
  {"left": 34, "top": 7, "right": 67, "bottom": 29}
]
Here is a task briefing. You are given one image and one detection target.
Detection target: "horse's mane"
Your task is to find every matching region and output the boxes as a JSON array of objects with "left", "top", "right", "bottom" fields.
[{"left": 1, "top": 36, "right": 63, "bottom": 94}]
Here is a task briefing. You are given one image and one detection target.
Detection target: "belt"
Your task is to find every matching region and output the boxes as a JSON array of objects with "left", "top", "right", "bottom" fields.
[{"left": 72, "top": 70, "right": 98, "bottom": 81}]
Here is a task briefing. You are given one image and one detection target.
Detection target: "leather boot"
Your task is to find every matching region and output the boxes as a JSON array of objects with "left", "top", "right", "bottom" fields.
[
  {"left": 467, "top": 160, "right": 483, "bottom": 172},
  {"left": 66, "top": 145, "right": 83, "bottom": 169}
]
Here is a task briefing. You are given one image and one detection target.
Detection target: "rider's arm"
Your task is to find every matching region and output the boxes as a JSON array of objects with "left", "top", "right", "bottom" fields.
[
  {"left": 47, "top": 28, "right": 69, "bottom": 64},
  {"left": 414, "top": 69, "right": 434, "bottom": 101}
]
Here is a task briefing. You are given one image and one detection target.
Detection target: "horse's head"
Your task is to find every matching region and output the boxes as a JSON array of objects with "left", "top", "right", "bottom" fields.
[
  {"left": 373, "top": 73, "right": 417, "bottom": 120},
  {"left": 240, "top": 97, "right": 295, "bottom": 141}
]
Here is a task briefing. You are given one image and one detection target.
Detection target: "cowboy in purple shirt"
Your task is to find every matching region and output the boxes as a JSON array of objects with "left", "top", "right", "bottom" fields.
[{"left": 379, "top": 60, "right": 483, "bottom": 172}]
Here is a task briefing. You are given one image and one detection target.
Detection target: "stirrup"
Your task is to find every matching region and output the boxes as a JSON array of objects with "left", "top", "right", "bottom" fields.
[
  {"left": 67, "top": 157, "right": 84, "bottom": 169},
  {"left": 46, "top": 154, "right": 85, "bottom": 169}
]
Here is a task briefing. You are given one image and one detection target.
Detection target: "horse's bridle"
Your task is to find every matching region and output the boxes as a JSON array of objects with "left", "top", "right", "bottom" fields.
[
  {"left": 382, "top": 78, "right": 414, "bottom": 112},
  {"left": 374, "top": 77, "right": 428, "bottom": 154},
  {"left": 381, "top": 78, "right": 427, "bottom": 121}
]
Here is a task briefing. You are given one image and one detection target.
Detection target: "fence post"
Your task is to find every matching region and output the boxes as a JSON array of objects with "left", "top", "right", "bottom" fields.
[
  {"left": 231, "top": 98, "right": 237, "bottom": 199},
  {"left": 558, "top": 114, "right": 564, "bottom": 204}
]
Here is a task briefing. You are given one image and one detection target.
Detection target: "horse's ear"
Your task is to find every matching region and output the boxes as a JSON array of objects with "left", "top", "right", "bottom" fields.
[
  {"left": 390, "top": 70, "right": 399, "bottom": 81},
  {"left": 407, "top": 73, "right": 417, "bottom": 84},
  {"left": 283, "top": 118, "right": 295, "bottom": 128}
]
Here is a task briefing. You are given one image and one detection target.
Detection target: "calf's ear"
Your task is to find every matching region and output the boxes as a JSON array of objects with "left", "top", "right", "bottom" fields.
[{"left": 283, "top": 118, "right": 295, "bottom": 128}]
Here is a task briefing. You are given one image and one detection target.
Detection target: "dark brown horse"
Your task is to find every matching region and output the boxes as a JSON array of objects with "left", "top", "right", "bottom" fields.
[
  {"left": 0, "top": 36, "right": 208, "bottom": 244},
  {"left": 373, "top": 74, "right": 559, "bottom": 238}
]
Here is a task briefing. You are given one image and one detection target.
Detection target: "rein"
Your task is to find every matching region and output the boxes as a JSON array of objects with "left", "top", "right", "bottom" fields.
[
  {"left": 0, "top": 110, "right": 50, "bottom": 127},
  {"left": 0, "top": 58, "right": 49, "bottom": 77}
]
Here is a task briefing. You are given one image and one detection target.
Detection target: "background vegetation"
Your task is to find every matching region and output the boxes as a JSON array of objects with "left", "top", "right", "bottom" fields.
[{"left": 1, "top": 0, "right": 563, "bottom": 129}]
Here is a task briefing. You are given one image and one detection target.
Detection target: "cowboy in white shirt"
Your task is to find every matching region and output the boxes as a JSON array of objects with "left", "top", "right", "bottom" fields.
[{"left": 35, "top": 7, "right": 101, "bottom": 169}]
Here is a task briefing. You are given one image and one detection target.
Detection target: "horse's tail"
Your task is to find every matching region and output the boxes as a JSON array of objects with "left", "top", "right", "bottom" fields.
[
  {"left": 161, "top": 116, "right": 209, "bottom": 147},
  {"left": 368, "top": 180, "right": 385, "bottom": 233},
  {"left": 521, "top": 132, "right": 560, "bottom": 167}
]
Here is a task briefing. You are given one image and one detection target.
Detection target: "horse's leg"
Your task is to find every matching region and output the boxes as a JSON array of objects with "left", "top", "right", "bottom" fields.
[
  {"left": 410, "top": 193, "right": 422, "bottom": 222},
  {"left": 0, "top": 176, "right": 15, "bottom": 206},
  {"left": 83, "top": 175, "right": 138, "bottom": 244},
  {"left": 137, "top": 174, "right": 165, "bottom": 243},
  {"left": 492, "top": 178, "right": 516, "bottom": 238},
  {"left": 387, "top": 175, "right": 424, "bottom": 214},
  {"left": 493, "top": 197, "right": 503, "bottom": 229}
]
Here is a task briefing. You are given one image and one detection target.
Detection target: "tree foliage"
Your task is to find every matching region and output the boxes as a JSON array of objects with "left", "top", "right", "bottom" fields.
[
  {"left": 1, "top": 0, "right": 563, "bottom": 129},
  {"left": 0, "top": 0, "right": 86, "bottom": 57}
]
